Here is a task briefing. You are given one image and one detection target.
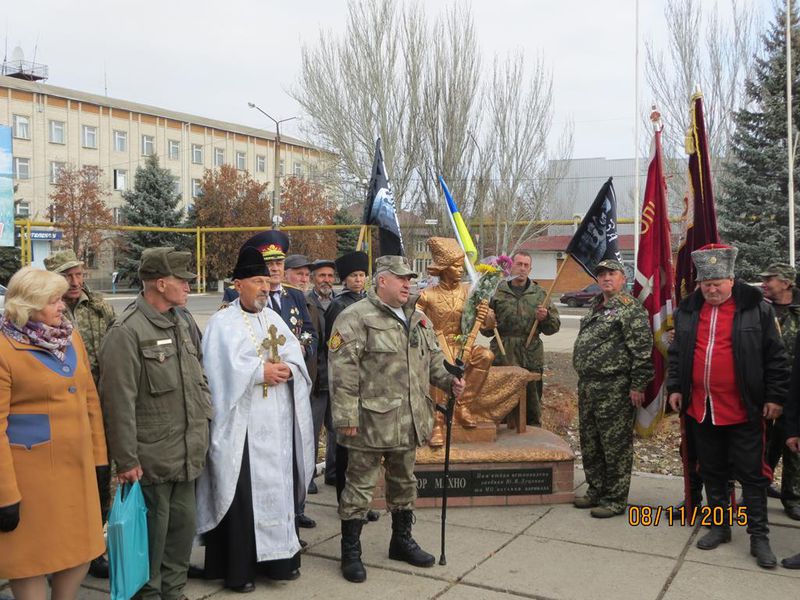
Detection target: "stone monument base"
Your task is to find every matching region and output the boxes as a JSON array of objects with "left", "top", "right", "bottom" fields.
[{"left": 371, "top": 426, "right": 574, "bottom": 510}]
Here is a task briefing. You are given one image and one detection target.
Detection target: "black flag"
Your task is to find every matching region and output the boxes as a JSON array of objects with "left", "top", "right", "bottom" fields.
[
  {"left": 566, "top": 177, "right": 621, "bottom": 277},
  {"left": 363, "top": 138, "right": 404, "bottom": 256}
]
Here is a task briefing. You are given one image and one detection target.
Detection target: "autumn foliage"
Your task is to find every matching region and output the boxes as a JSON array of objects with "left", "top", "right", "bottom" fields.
[
  {"left": 280, "top": 176, "right": 336, "bottom": 260},
  {"left": 48, "top": 164, "right": 112, "bottom": 257}
]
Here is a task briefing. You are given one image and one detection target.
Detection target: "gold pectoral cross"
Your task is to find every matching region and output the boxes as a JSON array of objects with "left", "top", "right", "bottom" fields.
[{"left": 260, "top": 324, "right": 286, "bottom": 397}]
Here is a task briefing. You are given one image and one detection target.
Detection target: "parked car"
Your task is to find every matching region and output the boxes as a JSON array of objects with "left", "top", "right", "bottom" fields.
[{"left": 559, "top": 283, "right": 600, "bottom": 307}]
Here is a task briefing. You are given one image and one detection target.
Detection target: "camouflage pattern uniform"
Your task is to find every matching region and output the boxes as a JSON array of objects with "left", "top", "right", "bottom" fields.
[
  {"left": 65, "top": 289, "right": 115, "bottom": 384},
  {"left": 489, "top": 280, "right": 560, "bottom": 425},
  {"left": 328, "top": 289, "right": 453, "bottom": 520},
  {"left": 573, "top": 276, "right": 654, "bottom": 514}
]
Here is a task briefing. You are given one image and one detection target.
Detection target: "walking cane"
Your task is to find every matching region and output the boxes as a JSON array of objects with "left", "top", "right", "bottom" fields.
[{"left": 437, "top": 358, "right": 465, "bottom": 566}]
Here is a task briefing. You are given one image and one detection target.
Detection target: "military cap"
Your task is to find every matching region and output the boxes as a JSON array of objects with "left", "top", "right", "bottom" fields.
[
  {"left": 759, "top": 262, "right": 796, "bottom": 282},
  {"left": 375, "top": 255, "right": 418, "bottom": 278},
  {"left": 335, "top": 251, "right": 369, "bottom": 280},
  {"left": 138, "top": 247, "right": 197, "bottom": 281},
  {"left": 310, "top": 258, "right": 336, "bottom": 272},
  {"left": 691, "top": 243, "right": 738, "bottom": 281},
  {"left": 232, "top": 246, "right": 268, "bottom": 279},
  {"left": 44, "top": 250, "right": 83, "bottom": 274},
  {"left": 284, "top": 254, "right": 313, "bottom": 270},
  {"left": 594, "top": 258, "right": 625, "bottom": 274},
  {"left": 242, "top": 229, "right": 290, "bottom": 261}
]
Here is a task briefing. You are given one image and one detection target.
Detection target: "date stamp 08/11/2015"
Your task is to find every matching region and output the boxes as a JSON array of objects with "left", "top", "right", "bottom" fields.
[{"left": 627, "top": 505, "right": 748, "bottom": 527}]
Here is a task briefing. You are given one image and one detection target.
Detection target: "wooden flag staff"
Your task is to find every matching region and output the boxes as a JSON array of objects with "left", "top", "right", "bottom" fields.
[{"left": 524, "top": 256, "right": 570, "bottom": 348}]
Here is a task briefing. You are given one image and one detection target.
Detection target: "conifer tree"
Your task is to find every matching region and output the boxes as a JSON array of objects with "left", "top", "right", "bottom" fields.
[
  {"left": 718, "top": 2, "right": 800, "bottom": 278},
  {"left": 117, "top": 155, "right": 186, "bottom": 283}
]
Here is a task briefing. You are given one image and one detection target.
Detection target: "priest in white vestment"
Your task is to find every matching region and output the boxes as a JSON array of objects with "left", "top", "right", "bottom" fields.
[{"left": 196, "top": 245, "right": 314, "bottom": 593}]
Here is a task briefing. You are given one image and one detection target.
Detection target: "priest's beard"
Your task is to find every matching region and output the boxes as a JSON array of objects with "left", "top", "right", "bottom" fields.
[{"left": 253, "top": 296, "right": 267, "bottom": 311}]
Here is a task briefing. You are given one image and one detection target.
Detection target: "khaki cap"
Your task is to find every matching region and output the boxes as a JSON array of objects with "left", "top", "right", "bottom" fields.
[
  {"left": 375, "top": 255, "right": 418, "bottom": 278},
  {"left": 138, "top": 247, "right": 197, "bottom": 281},
  {"left": 44, "top": 250, "right": 83, "bottom": 274},
  {"left": 759, "top": 263, "right": 796, "bottom": 282},
  {"left": 594, "top": 258, "right": 625, "bottom": 274}
]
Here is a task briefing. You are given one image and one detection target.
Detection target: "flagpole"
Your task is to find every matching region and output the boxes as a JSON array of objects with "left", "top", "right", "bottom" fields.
[
  {"left": 788, "top": 0, "right": 795, "bottom": 267},
  {"left": 633, "top": 0, "right": 641, "bottom": 264},
  {"left": 524, "top": 256, "right": 570, "bottom": 348}
]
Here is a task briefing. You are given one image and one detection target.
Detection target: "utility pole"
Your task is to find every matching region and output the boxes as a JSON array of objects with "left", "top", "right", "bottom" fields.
[
  {"left": 788, "top": 0, "right": 795, "bottom": 266},
  {"left": 247, "top": 102, "right": 297, "bottom": 228}
]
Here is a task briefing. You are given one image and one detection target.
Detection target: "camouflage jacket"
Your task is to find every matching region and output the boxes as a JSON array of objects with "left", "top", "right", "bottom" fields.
[
  {"left": 488, "top": 280, "right": 560, "bottom": 371},
  {"left": 328, "top": 290, "right": 453, "bottom": 450},
  {"left": 65, "top": 287, "right": 115, "bottom": 384},
  {"left": 772, "top": 287, "right": 800, "bottom": 363},
  {"left": 573, "top": 291, "right": 654, "bottom": 391}
]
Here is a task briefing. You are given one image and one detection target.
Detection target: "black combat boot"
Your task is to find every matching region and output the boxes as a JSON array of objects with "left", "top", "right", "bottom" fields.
[
  {"left": 341, "top": 519, "right": 367, "bottom": 583},
  {"left": 743, "top": 487, "right": 776, "bottom": 569},
  {"left": 388, "top": 510, "right": 435, "bottom": 567},
  {"left": 696, "top": 482, "right": 730, "bottom": 550}
]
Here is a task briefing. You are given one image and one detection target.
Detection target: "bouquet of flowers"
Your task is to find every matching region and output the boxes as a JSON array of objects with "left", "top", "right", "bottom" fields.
[{"left": 460, "top": 263, "right": 504, "bottom": 338}]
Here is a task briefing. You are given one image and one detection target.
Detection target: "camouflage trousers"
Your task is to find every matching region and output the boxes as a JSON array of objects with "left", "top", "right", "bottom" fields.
[
  {"left": 339, "top": 448, "right": 417, "bottom": 520},
  {"left": 766, "top": 418, "right": 800, "bottom": 509},
  {"left": 578, "top": 376, "right": 635, "bottom": 513},
  {"left": 526, "top": 377, "right": 544, "bottom": 426}
]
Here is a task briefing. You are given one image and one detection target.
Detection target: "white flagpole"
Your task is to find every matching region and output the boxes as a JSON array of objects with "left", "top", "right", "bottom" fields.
[
  {"left": 788, "top": 0, "right": 795, "bottom": 267},
  {"left": 634, "top": 0, "right": 641, "bottom": 263}
]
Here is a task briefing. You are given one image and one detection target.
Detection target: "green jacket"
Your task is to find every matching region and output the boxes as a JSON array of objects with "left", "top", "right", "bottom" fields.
[
  {"left": 99, "top": 295, "right": 212, "bottom": 484},
  {"left": 489, "top": 280, "right": 561, "bottom": 371},
  {"left": 328, "top": 290, "right": 453, "bottom": 450},
  {"left": 773, "top": 287, "right": 800, "bottom": 363},
  {"left": 573, "top": 291, "right": 654, "bottom": 391},
  {"left": 65, "top": 287, "right": 115, "bottom": 384}
]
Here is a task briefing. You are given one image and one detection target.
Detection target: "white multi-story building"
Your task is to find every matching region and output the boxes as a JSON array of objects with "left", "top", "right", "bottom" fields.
[{"left": 0, "top": 74, "right": 329, "bottom": 226}]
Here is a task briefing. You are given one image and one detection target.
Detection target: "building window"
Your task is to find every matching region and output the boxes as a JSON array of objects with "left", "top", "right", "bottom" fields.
[
  {"left": 82, "top": 125, "right": 97, "bottom": 149},
  {"left": 15, "top": 201, "right": 30, "bottom": 218},
  {"left": 49, "top": 120, "right": 65, "bottom": 144},
  {"left": 50, "top": 161, "right": 66, "bottom": 184},
  {"left": 256, "top": 155, "right": 266, "bottom": 173},
  {"left": 114, "top": 130, "right": 128, "bottom": 152},
  {"left": 173, "top": 179, "right": 181, "bottom": 195},
  {"left": 12, "top": 115, "right": 30, "bottom": 139},
  {"left": 168, "top": 140, "right": 180, "bottom": 161},
  {"left": 279, "top": 159, "right": 284, "bottom": 176},
  {"left": 112, "top": 207, "right": 124, "bottom": 225},
  {"left": 141, "top": 135, "right": 155, "bottom": 156},
  {"left": 192, "top": 178, "right": 202, "bottom": 198},
  {"left": 192, "top": 144, "right": 203, "bottom": 164},
  {"left": 293, "top": 162, "right": 303, "bottom": 176},
  {"left": 13, "top": 157, "right": 30, "bottom": 180},
  {"left": 114, "top": 169, "right": 127, "bottom": 191},
  {"left": 214, "top": 148, "right": 224, "bottom": 167},
  {"left": 236, "top": 151, "right": 246, "bottom": 170}
]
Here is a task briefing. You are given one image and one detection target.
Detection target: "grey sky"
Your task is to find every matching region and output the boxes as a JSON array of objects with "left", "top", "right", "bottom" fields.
[{"left": 7, "top": 0, "right": 773, "bottom": 160}]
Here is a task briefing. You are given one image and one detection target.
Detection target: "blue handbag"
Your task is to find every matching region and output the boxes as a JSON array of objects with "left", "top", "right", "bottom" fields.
[{"left": 108, "top": 481, "right": 149, "bottom": 600}]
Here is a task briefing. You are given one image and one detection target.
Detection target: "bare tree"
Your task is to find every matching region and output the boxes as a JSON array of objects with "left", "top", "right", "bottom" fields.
[{"left": 643, "top": 0, "right": 760, "bottom": 205}]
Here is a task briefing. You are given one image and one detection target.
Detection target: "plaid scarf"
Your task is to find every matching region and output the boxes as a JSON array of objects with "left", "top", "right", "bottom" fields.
[{"left": 0, "top": 315, "right": 74, "bottom": 362}]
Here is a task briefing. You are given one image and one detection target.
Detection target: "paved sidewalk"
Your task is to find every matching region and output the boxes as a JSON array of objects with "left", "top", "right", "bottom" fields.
[{"left": 4, "top": 467, "right": 792, "bottom": 600}]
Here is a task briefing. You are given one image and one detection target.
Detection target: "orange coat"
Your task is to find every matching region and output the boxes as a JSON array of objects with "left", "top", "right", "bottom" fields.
[{"left": 0, "top": 331, "right": 108, "bottom": 579}]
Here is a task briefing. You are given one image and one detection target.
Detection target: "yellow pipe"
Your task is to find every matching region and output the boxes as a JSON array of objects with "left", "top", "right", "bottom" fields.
[{"left": 195, "top": 226, "right": 202, "bottom": 293}]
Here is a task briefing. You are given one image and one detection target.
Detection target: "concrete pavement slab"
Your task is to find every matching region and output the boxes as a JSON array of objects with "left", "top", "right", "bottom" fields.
[
  {"left": 463, "top": 535, "right": 675, "bottom": 600},
  {"left": 662, "top": 560, "right": 800, "bottom": 599},
  {"left": 309, "top": 519, "right": 514, "bottom": 581},
  {"left": 414, "top": 504, "right": 551, "bottom": 534},
  {"left": 524, "top": 502, "right": 693, "bottom": 558},
  {"left": 210, "top": 554, "right": 449, "bottom": 600},
  {"left": 626, "top": 473, "right": 686, "bottom": 508},
  {"left": 767, "top": 497, "right": 800, "bottom": 530},
  {"left": 683, "top": 523, "right": 800, "bottom": 578},
  {"left": 438, "top": 583, "right": 532, "bottom": 599}
]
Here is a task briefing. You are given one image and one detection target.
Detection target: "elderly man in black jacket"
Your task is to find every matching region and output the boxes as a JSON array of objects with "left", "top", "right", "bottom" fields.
[{"left": 667, "top": 244, "right": 790, "bottom": 569}]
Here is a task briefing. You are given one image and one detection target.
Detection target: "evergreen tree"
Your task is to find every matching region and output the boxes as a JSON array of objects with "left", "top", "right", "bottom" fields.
[
  {"left": 0, "top": 247, "right": 21, "bottom": 286},
  {"left": 718, "top": 2, "right": 800, "bottom": 279},
  {"left": 334, "top": 207, "right": 360, "bottom": 257},
  {"left": 117, "top": 155, "right": 186, "bottom": 283}
]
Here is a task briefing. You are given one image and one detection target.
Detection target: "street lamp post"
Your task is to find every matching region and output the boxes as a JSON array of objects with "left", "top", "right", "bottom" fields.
[{"left": 247, "top": 102, "right": 297, "bottom": 228}]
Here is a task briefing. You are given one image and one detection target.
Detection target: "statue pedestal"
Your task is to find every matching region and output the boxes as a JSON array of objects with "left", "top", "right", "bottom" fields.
[
  {"left": 450, "top": 422, "right": 497, "bottom": 443},
  {"left": 371, "top": 427, "right": 574, "bottom": 509}
]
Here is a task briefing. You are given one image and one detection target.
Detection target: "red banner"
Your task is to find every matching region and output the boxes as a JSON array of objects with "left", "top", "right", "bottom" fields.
[{"left": 634, "top": 127, "right": 674, "bottom": 437}]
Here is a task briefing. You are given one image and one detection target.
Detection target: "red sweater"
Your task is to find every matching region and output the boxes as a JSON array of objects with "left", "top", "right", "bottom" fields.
[{"left": 687, "top": 297, "right": 748, "bottom": 425}]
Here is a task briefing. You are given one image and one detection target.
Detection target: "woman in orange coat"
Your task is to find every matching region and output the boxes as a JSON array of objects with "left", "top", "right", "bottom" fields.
[{"left": 0, "top": 267, "right": 108, "bottom": 599}]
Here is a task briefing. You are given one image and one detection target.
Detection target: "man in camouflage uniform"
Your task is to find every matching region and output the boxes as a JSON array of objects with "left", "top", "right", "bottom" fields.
[
  {"left": 573, "top": 259, "right": 654, "bottom": 518},
  {"left": 328, "top": 255, "right": 464, "bottom": 583},
  {"left": 44, "top": 249, "right": 115, "bottom": 578},
  {"left": 760, "top": 263, "right": 800, "bottom": 520},
  {"left": 487, "top": 251, "right": 560, "bottom": 426}
]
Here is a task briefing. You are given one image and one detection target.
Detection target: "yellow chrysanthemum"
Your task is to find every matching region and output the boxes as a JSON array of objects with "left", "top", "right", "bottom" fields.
[{"left": 476, "top": 264, "right": 499, "bottom": 274}]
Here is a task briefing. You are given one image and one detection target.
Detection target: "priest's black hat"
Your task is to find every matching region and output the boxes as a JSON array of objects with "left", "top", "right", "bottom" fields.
[
  {"left": 334, "top": 251, "right": 369, "bottom": 280},
  {"left": 232, "top": 246, "right": 269, "bottom": 279},
  {"left": 242, "top": 230, "right": 290, "bottom": 261}
]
